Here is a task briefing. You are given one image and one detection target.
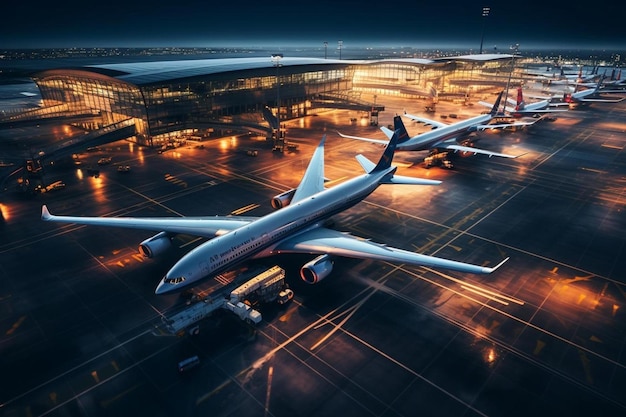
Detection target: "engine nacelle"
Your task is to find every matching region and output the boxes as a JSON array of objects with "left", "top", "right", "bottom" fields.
[
  {"left": 138, "top": 231, "right": 173, "bottom": 258},
  {"left": 300, "top": 254, "right": 334, "bottom": 284},
  {"left": 271, "top": 188, "right": 296, "bottom": 210}
]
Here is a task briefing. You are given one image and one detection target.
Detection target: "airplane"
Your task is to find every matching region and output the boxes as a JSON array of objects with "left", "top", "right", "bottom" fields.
[
  {"left": 338, "top": 91, "right": 531, "bottom": 167},
  {"left": 600, "top": 68, "right": 626, "bottom": 88},
  {"left": 554, "top": 76, "right": 626, "bottom": 109},
  {"left": 478, "top": 86, "right": 569, "bottom": 118},
  {"left": 41, "top": 131, "right": 508, "bottom": 295},
  {"left": 528, "top": 65, "right": 600, "bottom": 86}
]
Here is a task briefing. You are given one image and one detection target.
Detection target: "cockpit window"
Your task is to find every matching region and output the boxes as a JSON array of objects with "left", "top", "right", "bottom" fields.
[{"left": 164, "top": 276, "right": 186, "bottom": 284}]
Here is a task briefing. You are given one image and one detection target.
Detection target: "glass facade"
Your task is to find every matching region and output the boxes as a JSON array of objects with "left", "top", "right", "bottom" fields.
[
  {"left": 141, "top": 66, "right": 354, "bottom": 140},
  {"left": 32, "top": 58, "right": 513, "bottom": 147},
  {"left": 352, "top": 59, "right": 514, "bottom": 100},
  {"left": 33, "top": 70, "right": 149, "bottom": 144}
]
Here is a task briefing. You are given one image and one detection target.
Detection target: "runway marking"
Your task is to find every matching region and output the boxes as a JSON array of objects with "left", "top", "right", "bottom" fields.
[
  {"left": 350, "top": 266, "right": 626, "bottom": 409},
  {"left": 6, "top": 315, "right": 27, "bottom": 336},
  {"left": 1, "top": 329, "right": 153, "bottom": 410},
  {"left": 254, "top": 271, "right": 491, "bottom": 417},
  {"left": 179, "top": 236, "right": 204, "bottom": 249},
  {"left": 231, "top": 203, "right": 259, "bottom": 215},
  {"left": 99, "top": 384, "right": 141, "bottom": 409},
  {"left": 601, "top": 143, "right": 623, "bottom": 150},
  {"left": 264, "top": 366, "right": 274, "bottom": 417},
  {"left": 580, "top": 167, "right": 606, "bottom": 174},
  {"left": 578, "top": 349, "right": 594, "bottom": 385},
  {"left": 196, "top": 380, "right": 232, "bottom": 405},
  {"left": 310, "top": 283, "right": 382, "bottom": 351}
]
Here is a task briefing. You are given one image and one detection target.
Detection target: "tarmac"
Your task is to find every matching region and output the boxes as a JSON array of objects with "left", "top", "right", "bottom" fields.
[{"left": 1, "top": 90, "right": 626, "bottom": 416}]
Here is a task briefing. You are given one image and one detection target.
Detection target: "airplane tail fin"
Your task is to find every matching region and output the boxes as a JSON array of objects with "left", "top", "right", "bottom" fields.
[
  {"left": 515, "top": 87, "right": 524, "bottom": 110},
  {"left": 370, "top": 129, "right": 401, "bottom": 172},
  {"left": 490, "top": 91, "right": 504, "bottom": 116},
  {"left": 392, "top": 115, "right": 411, "bottom": 144},
  {"left": 262, "top": 105, "right": 279, "bottom": 130}
]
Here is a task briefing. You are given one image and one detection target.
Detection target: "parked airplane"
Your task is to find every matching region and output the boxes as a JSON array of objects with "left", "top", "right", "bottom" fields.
[
  {"left": 556, "top": 77, "right": 626, "bottom": 109},
  {"left": 338, "top": 91, "right": 530, "bottom": 167},
  {"left": 529, "top": 65, "right": 600, "bottom": 86},
  {"left": 603, "top": 68, "right": 625, "bottom": 87},
  {"left": 42, "top": 132, "right": 508, "bottom": 295},
  {"left": 478, "top": 87, "right": 568, "bottom": 118}
]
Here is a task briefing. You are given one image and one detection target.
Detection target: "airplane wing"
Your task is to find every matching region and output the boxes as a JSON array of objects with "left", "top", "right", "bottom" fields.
[
  {"left": 597, "top": 88, "right": 626, "bottom": 93},
  {"left": 578, "top": 96, "right": 625, "bottom": 103},
  {"left": 41, "top": 205, "right": 255, "bottom": 238},
  {"left": 290, "top": 134, "right": 327, "bottom": 204},
  {"left": 273, "top": 227, "right": 507, "bottom": 275},
  {"left": 477, "top": 101, "right": 517, "bottom": 113},
  {"left": 511, "top": 108, "right": 569, "bottom": 115},
  {"left": 544, "top": 101, "right": 570, "bottom": 107},
  {"left": 473, "top": 119, "right": 538, "bottom": 130},
  {"left": 337, "top": 131, "right": 389, "bottom": 146},
  {"left": 440, "top": 143, "right": 522, "bottom": 159},
  {"left": 402, "top": 113, "right": 448, "bottom": 129},
  {"left": 477, "top": 100, "right": 494, "bottom": 109}
]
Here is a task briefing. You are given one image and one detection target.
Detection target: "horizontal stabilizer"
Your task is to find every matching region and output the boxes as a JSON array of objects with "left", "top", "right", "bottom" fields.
[
  {"left": 355, "top": 154, "right": 375, "bottom": 172},
  {"left": 381, "top": 175, "right": 441, "bottom": 185},
  {"left": 380, "top": 125, "right": 394, "bottom": 139},
  {"left": 337, "top": 131, "right": 388, "bottom": 146}
]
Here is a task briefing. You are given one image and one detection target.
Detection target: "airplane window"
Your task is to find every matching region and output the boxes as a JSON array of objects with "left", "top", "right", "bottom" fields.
[{"left": 165, "top": 276, "right": 186, "bottom": 284}]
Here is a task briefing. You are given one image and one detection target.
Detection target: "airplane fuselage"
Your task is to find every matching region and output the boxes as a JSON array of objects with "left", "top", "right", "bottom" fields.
[
  {"left": 155, "top": 167, "right": 395, "bottom": 294},
  {"left": 398, "top": 114, "right": 493, "bottom": 152}
]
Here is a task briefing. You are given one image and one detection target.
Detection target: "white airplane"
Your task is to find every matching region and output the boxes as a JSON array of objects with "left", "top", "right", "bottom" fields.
[
  {"left": 338, "top": 91, "right": 531, "bottom": 163},
  {"left": 42, "top": 132, "right": 508, "bottom": 295},
  {"left": 556, "top": 77, "right": 626, "bottom": 109},
  {"left": 529, "top": 65, "right": 600, "bottom": 86},
  {"left": 602, "top": 68, "right": 625, "bottom": 87},
  {"left": 478, "top": 87, "right": 568, "bottom": 118}
]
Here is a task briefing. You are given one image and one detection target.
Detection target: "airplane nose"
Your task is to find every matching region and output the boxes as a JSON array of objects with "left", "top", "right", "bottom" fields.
[{"left": 154, "top": 279, "right": 171, "bottom": 295}]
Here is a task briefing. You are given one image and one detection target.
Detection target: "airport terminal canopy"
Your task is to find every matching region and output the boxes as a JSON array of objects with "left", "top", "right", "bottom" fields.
[{"left": 30, "top": 55, "right": 516, "bottom": 147}]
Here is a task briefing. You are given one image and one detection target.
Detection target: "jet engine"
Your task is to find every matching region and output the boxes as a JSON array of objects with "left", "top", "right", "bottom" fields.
[
  {"left": 271, "top": 188, "right": 296, "bottom": 210},
  {"left": 138, "top": 232, "right": 173, "bottom": 258},
  {"left": 300, "top": 254, "right": 334, "bottom": 284}
]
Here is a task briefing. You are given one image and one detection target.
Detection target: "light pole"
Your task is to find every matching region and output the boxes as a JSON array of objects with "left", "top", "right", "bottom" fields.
[
  {"left": 502, "top": 43, "right": 519, "bottom": 115},
  {"left": 338, "top": 40, "right": 343, "bottom": 60},
  {"left": 324, "top": 41, "right": 328, "bottom": 59},
  {"left": 479, "top": 7, "right": 490, "bottom": 55}
]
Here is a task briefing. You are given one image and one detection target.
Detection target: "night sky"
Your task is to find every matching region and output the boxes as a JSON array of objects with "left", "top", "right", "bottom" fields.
[{"left": 2, "top": 1, "right": 625, "bottom": 51}]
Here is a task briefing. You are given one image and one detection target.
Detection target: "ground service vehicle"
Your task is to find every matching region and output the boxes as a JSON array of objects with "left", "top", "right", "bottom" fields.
[{"left": 177, "top": 355, "right": 200, "bottom": 373}]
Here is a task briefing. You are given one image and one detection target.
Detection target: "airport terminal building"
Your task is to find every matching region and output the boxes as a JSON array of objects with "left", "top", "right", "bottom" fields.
[{"left": 17, "top": 54, "right": 516, "bottom": 148}]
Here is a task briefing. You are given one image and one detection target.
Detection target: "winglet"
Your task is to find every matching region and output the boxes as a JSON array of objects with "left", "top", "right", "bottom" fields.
[
  {"left": 483, "top": 257, "right": 509, "bottom": 273},
  {"left": 41, "top": 205, "right": 52, "bottom": 221}
]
